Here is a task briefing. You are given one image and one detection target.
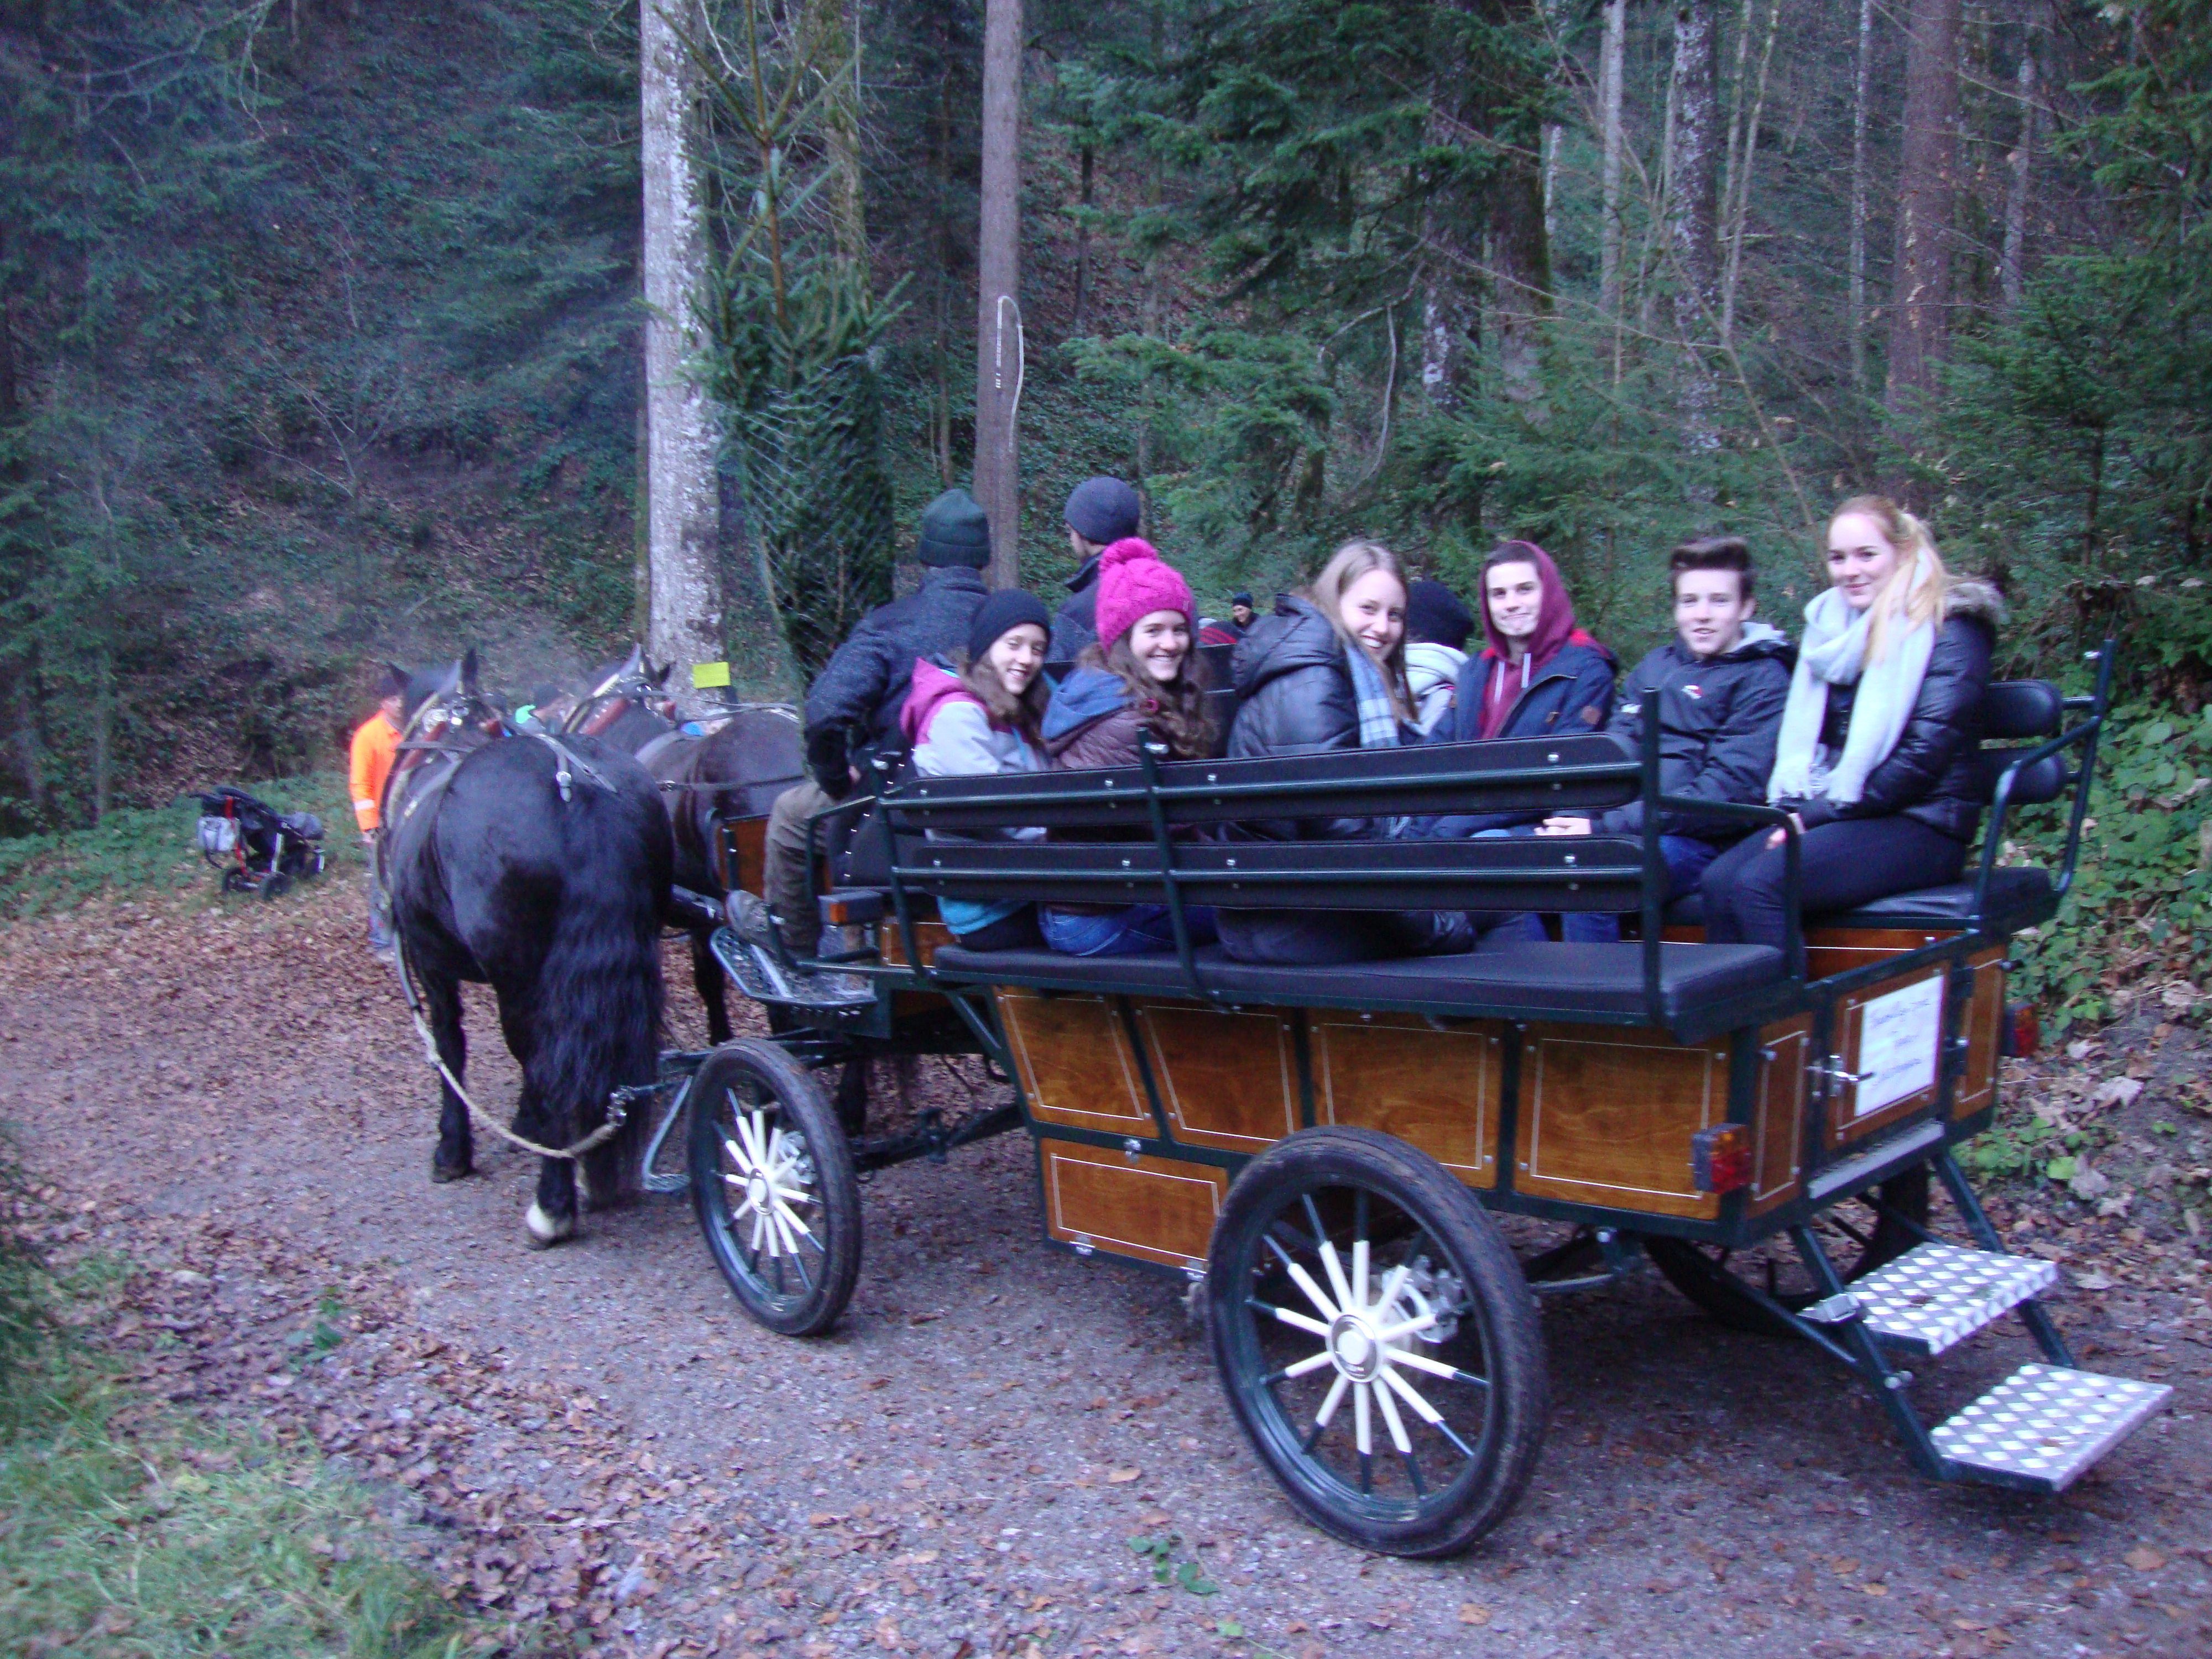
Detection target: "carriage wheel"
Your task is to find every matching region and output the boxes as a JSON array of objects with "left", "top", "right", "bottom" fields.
[
  {"left": 1644, "top": 1165, "right": 1931, "bottom": 1337},
  {"left": 687, "top": 1039, "right": 860, "bottom": 1337},
  {"left": 1208, "top": 1128, "right": 1548, "bottom": 1558}
]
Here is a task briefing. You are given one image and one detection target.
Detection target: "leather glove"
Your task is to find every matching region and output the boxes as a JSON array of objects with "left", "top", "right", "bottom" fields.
[{"left": 806, "top": 725, "right": 852, "bottom": 801}]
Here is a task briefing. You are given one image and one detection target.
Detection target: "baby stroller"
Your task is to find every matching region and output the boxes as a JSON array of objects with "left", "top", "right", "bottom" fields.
[{"left": 194, "top": 786, "right": 327, "bottom": 898}]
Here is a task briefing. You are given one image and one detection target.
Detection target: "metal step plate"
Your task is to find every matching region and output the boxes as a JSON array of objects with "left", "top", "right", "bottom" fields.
[
  {"left": 1932, "top": 1364, "right": 2172, "bottom": 1493},
  {"left": 1853, "top": 1243, "right": 2059, "bottom": 1356}
]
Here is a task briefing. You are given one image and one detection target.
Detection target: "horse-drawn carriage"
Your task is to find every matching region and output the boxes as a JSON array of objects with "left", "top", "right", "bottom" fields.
[{"left": 617, "top": 641, "right": 2169, "bottom": 1556}]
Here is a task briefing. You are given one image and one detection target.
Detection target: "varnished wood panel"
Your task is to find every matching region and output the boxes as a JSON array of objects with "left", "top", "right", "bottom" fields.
[
  {"left": 1750, "top": 1018, "right": 1811, "bottom": 1215},
  {"left": 1516, "top": 1026, "right": 1722, "bottom": 1219},
  {"left": 1804, "top": 924, "right": 1950, "bottom": 982},
  {"left": 1830, "top": 964, "right": 1948, "bottom": 1149},
  {"left": 1313, "top": 1014, "right": 1500, "bottom": 1188},
  {"left": 996, "top": 988, "right": 1150, "bottom": 1133},
  {"left": 1956, "top": 949, "right": 2007, "bottom": 1119},
  {"left": 716, "top": 816, "right": 771, "bottom": 895},
  {"left": 881, "top": 917, "right": 955, "bottom": 968},
  {"left": 1135, "top": 1002, "right": 1297, "bottom": 1152},
  {"left": 1040, "top": 1139, "right": 1225, "bottom": 1271}
]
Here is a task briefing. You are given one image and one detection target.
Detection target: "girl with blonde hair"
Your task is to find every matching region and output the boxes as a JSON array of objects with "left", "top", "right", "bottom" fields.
[{"left": 1699, "top": 496, "right": 2004, "bottom": 948}]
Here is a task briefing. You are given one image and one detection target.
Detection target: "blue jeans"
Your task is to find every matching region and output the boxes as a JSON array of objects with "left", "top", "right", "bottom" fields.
[
  {"left": 1041, "top": 904, "right": 1219, "bottom": 958},
  {"left": 1561, "top": 834, "right": 1723, "bottom": 943}
]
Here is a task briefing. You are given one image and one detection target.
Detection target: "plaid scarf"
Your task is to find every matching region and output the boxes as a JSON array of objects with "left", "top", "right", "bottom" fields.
[{"left": 1345, "top": 641, "right": 1402, "bottom": 749}]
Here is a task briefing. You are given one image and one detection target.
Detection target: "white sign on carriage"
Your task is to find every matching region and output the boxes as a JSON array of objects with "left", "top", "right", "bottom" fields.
[{"left": 1854, "top": 975, "right": 1945, "bottom": 1118}]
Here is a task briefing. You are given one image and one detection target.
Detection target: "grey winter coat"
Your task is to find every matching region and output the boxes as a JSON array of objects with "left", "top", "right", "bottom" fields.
[
  {"left": 801, "top": 566, "right": 989, "bottom": 795},
  {"left": 1595, "top": 623, "right": 1794, "bottom": 842}
]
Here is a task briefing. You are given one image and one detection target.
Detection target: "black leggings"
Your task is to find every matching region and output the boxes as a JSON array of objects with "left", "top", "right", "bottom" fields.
[{"left": 1699, "top": 815, "right": 1966, "bottom": 948}]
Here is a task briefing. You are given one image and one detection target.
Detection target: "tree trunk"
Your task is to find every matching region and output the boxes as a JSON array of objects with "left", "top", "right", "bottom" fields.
[
  {"left": 1071, "top": 142, "right": 1094, "bottom": 337},
  {"left": 1850, "top": 0, "right": 1875, "bottom": 388},
  {"left": 1597, "top": 0, "right": 1627, "bottom": 331},
  {"left": 1718, "top": 0, "right": 1781, "bottom": 345},
  {"left": 633, "top": 325, "right": 651, "bottom": 641},
  {"left": 1885, "top": 0, "right": 1962, "bottom": 414},
  {"left": 642, "top": 0, "right": 795, "bottom": 700},
  {"left": 1670, "top": 0, "right": 1722, "bottom": 459},
  {"left": 802, "top": 0, "right": 868, "bottom": 267},
  {"left": 973, "top": 0, "right": 1024, "bottom": 588},
  {"left": 2000, "top": 2, "right": 2041, "bottom": 314},
  {"left": 1488, "top": 143, "right": 1553, "bottom": 411}
]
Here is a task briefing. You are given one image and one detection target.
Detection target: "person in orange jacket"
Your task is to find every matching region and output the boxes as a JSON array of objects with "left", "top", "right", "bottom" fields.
[{"left": 349, "top": 667, "right": 406, "bottom": 951}]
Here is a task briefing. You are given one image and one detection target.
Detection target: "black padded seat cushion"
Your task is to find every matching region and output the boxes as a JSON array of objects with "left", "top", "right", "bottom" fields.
[
  {"left": 931, "top": 939, "right": 1782, "bottom": 1022},
  {"left": 1665, "top": 864, "right": 2054, "bottom": 931}
]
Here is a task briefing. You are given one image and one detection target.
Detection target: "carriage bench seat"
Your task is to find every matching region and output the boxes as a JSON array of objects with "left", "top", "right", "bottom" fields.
[
  {"left": 1665, "top": 864, "right": 2056, "bottom": 935},
  {"left": 930, "top": 939, "right": 1783, "bottom": 1024}
]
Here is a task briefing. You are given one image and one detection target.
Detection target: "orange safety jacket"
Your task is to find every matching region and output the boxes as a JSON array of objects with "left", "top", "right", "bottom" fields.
[{"left": 349, "top": 712, "right": 400, "bottom": 833}]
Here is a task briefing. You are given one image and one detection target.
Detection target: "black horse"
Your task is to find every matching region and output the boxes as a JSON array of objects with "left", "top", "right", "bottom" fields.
[
  {"left": 383, "top": 654, "right": 673, "bottom": 1247},
  {"left": 565, "top": 648, "right": 806, "bottom": 1046}
]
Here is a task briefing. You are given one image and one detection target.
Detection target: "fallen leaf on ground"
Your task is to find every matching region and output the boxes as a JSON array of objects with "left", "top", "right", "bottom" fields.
[
  {"left": 1458, "top": 1603, "right": 1491, "bottom": 1625},
  {"left": 1107, "top": 1467, "right": 1141, "bottom": 1484},
  {"left": 2125, "top": 1546, "right": 2167, "bottom": 1572}
]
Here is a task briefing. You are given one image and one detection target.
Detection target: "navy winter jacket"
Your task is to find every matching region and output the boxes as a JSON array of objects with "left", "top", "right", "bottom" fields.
[
  {"left": 1595, "top": 623, "right": 1794, "bottom": 842},
  {"left": 1430, "top": 638, "right": 1618, "bottom": 836},
  {"left": 801, "top": 566, "right": 989, "bottom": 796}
]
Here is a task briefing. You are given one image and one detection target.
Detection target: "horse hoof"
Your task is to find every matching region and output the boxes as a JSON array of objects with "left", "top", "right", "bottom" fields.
[
  {"left": 524, "top": 1201, "right": 577, "bottom": 1249},
  {"left": 431, "top": 1155, "right": 472, "bottom": 1184}
]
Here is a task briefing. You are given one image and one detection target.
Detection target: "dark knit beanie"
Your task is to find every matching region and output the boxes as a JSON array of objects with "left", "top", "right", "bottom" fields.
[
  {"left": 1405, "top": 578, "right": 1476, "bottom": 651},
  {"left": 966, "top": 589, "right": 1052, "bottom": 662},
  {"left": 1231, "top": 591, "right": 1254, "bottom": 609},
  {"left": 1064, "top": 476, "right": 1143, "bottom": 546},
  {"left": 917, "top": 488, "right": 992, "bottom": 567},
  {"left": 375, "top": 665, "right": 409, "bottom": 700}
]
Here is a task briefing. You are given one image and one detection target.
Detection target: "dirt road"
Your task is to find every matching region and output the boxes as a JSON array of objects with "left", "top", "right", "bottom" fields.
[{"left": 4, "top": 882, "right": 2208, "bottom": 1658}]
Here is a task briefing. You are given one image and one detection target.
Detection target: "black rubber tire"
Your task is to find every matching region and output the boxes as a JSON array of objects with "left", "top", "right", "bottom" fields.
[
  {"left": 220, "top": 869, "right": 250, "bottom": 895},
  {"left": 1207, "top": 1127, "right": 1548, "bottom": 1558},
  {"left": 261, "top": 872, "right": 291, "bottom": 900},
  {"left": 687, "top": 1039, "right": 862, "bottom": 1337},
  {"left": 1645, "top": 1165, "right": 1931, "bottom": 1337}
]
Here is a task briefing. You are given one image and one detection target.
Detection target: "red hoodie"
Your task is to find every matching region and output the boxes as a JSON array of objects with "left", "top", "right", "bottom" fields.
[{"left": 1473, "top": 540, "right": 1604, "bottom": 739}]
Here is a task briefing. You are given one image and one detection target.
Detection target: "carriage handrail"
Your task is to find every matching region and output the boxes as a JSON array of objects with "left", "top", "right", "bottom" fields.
[{"left": 1967, "top": 640, "right": 2114, "bottom": 928}]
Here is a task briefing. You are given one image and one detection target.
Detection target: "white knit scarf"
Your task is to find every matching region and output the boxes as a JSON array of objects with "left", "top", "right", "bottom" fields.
[{"left": 1768, "top": 582, "right": 1938, "bottom": 806}]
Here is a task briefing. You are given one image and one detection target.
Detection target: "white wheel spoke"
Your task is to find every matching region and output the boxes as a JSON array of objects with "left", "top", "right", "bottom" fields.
[
  {"left": 768, "top": 1182, "right": 811, "bottom": 1206},
  {"left": 733, "top": 1110, "right": 764, "bottom": 1170},
  {"left": 1281, "top": 1349, "right": 1337, "bottom": 1381},
  {"left": 1352, "top": 1237, "right": 1369, "bottom": 1314},
  {"left": 1265, "top": 1302, "right": 1333, "bottom": 1340},
  {"left": 1380, "top": 1363, "right": 1445, "bottom": 1426},
  {"left": 1313, "top": 1371, "right": 1349, "bottom": 1432},
  {"left": 749, "top": 1207, "right": 769, "bottom": 1254},
  {"left": 723, "top": 1135, "right": 750, "bottom": 1175},
  {"left": 1383, "top": 1346, "right": 1464, "bottom": 1384},
  {"left": 1353, "top": 1379, "right": 1373, "bottom": 1457},
  {"left": 1285, "top": 1260, "right": 1340, "bottom": 1323},
  {"left": 1375, "top": 1311, "right": 1437, "bottom": 1344},
  {"left": 1316, "top": 1235, "right": 1354, "bottom": 1313},
  {"left": 1375, "top": 1262, "right": 1411, "bottom": 1318},
  {"left": 750, "top": 1110, "right": 771, "bottom": 1171},
  {"left": 772, "top": 1199, "right": 817, "bottom": 1243},
  {"left": 1373, "top": 1369, "right": 1413, "bottom": 1454},
  {"left": 771, "top": 1208, "right": 801, "bottom": 1258}
]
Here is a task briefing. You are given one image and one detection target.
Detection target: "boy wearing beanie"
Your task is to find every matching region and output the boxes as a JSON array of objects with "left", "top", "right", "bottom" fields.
[
  {"left": 1049, "top": 476, "right": 1144, "bottom": 660},
  {"left": 759, "top": 487, "right": 993, "bottom": 958}
]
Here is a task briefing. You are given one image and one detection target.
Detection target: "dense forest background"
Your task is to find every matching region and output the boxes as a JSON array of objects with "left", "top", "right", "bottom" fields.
[{"left": 2, "top": 0, "right": 2209, "bottom": 834}]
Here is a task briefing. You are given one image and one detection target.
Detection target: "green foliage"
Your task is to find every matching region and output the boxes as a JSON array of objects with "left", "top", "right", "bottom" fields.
[
  {"left": 0, "top": 771, "right": 352, "bottom": 921},
  {"left": 1999, "top": 701, "right": 2212, "bottom": 1036},
  {"left": 0, "top": 1255, "right": 490, "bottom": 1656}
]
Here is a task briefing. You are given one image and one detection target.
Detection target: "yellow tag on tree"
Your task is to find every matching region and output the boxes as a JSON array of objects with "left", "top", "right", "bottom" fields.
[{"left": 692, "top": 660, "right": 732, "bottom": 690}]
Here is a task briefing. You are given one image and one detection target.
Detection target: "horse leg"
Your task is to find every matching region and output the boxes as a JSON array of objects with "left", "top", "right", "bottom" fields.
[
  {"left": 692, "top": 927, "right": 732, "bottom": 1046},
  {"left": 515, "top": 1078, "right": 580, "bottom": 1248},
  {"left": 422, "top": 970, "right": 473, "bottom": 1182},
  {"left": 834, "top": 1061, "right": 868, "bottom": 1138}
]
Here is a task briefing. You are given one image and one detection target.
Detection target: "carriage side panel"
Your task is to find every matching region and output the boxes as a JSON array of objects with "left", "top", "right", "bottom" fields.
[
  {"left": 1511, "top": 1026, "right": 1726, "bottom": 1220},
  {"left": 1750, "top": 1016, "right": 1812, "bottom": 1215},
  {"left": 997, "top": 988, "right": 1154, "bottom": 1135},
  {"left": 1037, "top": 1140, "right": 1226, "bottom": 1274},
  {"left": 1133, "top": 1002, "right": 1301, "bottom": 1153},
  {"left": 1956, "top": 947, "right": 2007, "bottom": 1121},
  {"left": 1311, "top": 1014, "right": 1501, "bottom": 1190}
]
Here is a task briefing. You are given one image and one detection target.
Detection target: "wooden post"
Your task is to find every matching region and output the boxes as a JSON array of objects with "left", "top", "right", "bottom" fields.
[{"left": 973, "top": 0, "right": 1024, "bottom": 589}]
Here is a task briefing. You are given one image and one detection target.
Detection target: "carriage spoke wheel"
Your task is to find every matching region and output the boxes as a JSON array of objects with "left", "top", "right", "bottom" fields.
[
  {"left": 687, "top": 1039, "right": 860, "bottom": 1337},
  {"left": 1644, "top": 1166, "right": 1931, "bottom": 1337},
  {"left": 1208, "top": 1129, "right": 1547, "bottom": 1557}
]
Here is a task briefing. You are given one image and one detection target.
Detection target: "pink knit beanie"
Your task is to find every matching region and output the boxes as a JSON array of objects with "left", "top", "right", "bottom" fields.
[{"left": 1093, "top": 538, "right": 1193, "bottom": 650}]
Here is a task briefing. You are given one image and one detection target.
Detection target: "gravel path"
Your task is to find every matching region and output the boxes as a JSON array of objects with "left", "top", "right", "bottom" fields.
[{"left": 4, "top": 881, "right": 2208, "bottom": 1659}]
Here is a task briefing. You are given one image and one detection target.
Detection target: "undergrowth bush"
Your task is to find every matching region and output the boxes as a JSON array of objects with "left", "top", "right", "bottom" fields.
[
  {"left": 1999, "top": 700, "right": 2212, "bottom": 1037},
  {"left": 0, "top": 771, "right": 356, "bottom": 921}
]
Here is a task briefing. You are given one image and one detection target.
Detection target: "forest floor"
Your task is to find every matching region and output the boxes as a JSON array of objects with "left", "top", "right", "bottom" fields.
[{"left": 3, "top": 878, "right": 2210, "bottom": 1659}]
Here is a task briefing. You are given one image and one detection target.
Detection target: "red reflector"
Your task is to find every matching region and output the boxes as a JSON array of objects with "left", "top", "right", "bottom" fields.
[
  {"left": 2001, "top": 1000, "right": 2039, "bottom": 1060},
  {"left": 1691, "top": 1124, "right": 1752, "bottom": 1194}
]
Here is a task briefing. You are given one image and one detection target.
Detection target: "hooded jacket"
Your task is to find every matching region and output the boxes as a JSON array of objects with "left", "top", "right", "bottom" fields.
[
  {"left": 803, "top": 566, "right": 990, "bottom": 795},
  {"left": 1593, "top": 621, "right": 1794, "bottom": 841},
  {"left": 1447, "top": 541, "right": 1617, "bottom": 748},
  {"left": 1041, "top": 665, "right": 1143, "bottom": 772},
  {"left": 1787, "top": 580, "right": 2002, "bottom": 842},
  {"left": 1224, "top": 596, "right": 1380, "bottom": 841},
  {"left": 1404, "top": 641, "right": 1468, "bottom": 736},
  {"left": 898, "top": 656, "right": 1045, "bottom": 936}
]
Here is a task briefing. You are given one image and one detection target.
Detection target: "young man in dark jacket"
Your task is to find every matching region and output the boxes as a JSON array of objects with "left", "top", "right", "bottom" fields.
[
  {"left": 759, "top": 488, "right": 992, "bottom": 953},
  {"left": 1536, "top": 537, "right": 1793, "bottom": 941},
  {"left": 1048, "top": 476, "right": 1144, "bottom": 660}
]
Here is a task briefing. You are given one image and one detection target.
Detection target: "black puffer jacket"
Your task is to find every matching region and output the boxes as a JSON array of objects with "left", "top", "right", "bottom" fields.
[
  {"left": 1789, "top": 580, "right": 2002, "bottom": 842},
  {"left": 1048, "top": 554, "right": 1102, "bottom": 661},
  {"left": 1225, "top": 596, "right": 1371, "bottom": 841},
  {"left": 801, "top": 567, "right": 989, "bottom": 796},
  {"left": 1595, "top": 622, "right": 1794, "bottom": 842}
]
